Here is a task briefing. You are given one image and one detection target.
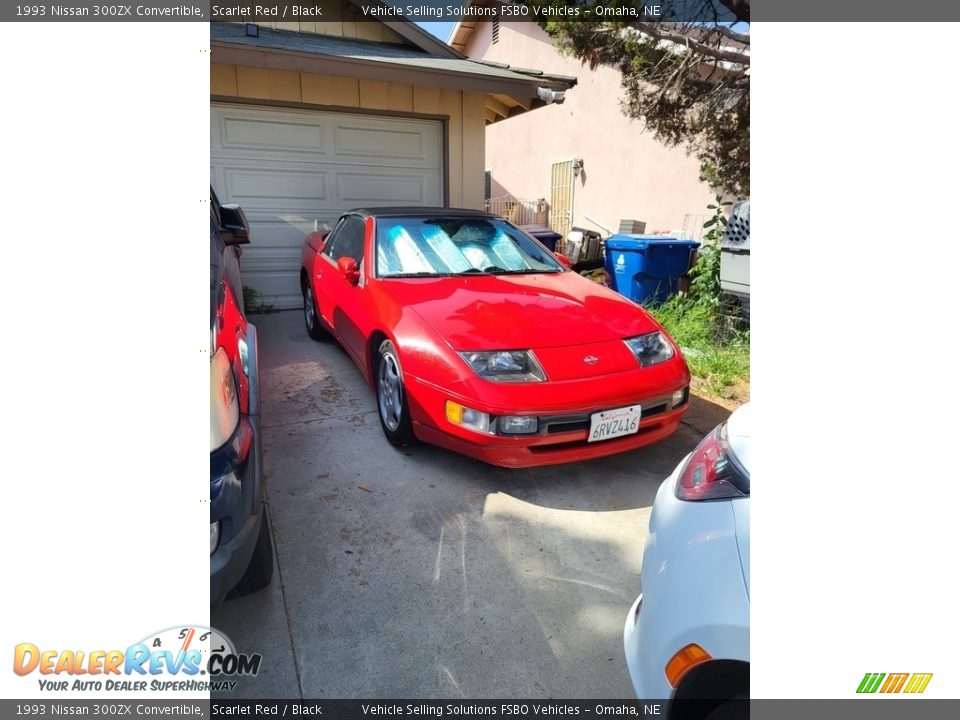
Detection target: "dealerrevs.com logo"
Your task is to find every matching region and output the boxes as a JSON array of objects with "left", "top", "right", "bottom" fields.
[
  {"left": 857, "top": 672, "right": 933, "bottom": 694},
  {"left": 13, "top": 626, "right": 260, "bottom": 693}
]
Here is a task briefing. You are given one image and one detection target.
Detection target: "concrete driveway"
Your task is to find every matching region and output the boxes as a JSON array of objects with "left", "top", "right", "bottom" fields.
[{"left": 213, "top": 310, "right": 718, "bottom": 699}]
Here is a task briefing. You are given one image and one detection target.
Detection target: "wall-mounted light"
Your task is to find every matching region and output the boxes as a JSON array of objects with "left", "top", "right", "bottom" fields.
[
  {"left": 573, "top": 159, "right": 584, "bottom": 177},
  {"left": 537, "top": 87, "right": 565, "bottom": 104}
]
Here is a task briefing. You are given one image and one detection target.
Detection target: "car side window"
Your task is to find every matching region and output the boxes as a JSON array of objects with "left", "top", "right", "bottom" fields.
[
  {"left": 323, "top": 216, "right": 365, "bottom": 265},
  {"left": 321, "top": 218, "right": 347, "bottom": 259}
]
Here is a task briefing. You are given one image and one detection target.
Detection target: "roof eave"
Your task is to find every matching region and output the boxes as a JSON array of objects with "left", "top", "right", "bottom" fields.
[
  {"left": 211, "top": 40, "right": 574, "bottom": 98},
  {"left": 380, "top": 20, "right": 467, "bottom": 59}
]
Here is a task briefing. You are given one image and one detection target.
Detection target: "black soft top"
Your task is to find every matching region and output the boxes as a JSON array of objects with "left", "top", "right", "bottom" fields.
[{"left": 343, "top": 207, "right": 497, "bottom": 220}]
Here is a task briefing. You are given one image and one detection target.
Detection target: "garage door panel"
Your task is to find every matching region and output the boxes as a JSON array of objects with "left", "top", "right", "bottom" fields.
[
  {"left": 219, "top": 116, "right": 327, "bottom": 155},
  {"left": 212, "top": 103, "right": 443, "bottom": 310},
  {"left": 241, "top": 269, "right": 303, "bottom": 310},
  {"left": 239, "top": 220, "right": 320, "bottom": 250},
  {"left": 230, "top": 208, "right": 337, "bottom": 228},
  {"left": 241, "top": 247, "right": 303, "bottom": 269},
  {"left": 242, "top": 250, "right": 305, "bottom": 308},
  {"left": 337, "top": 171, "right": 431, "bottom": 205},
  {"left": 223, "top": 167, "right": 329, "bottom": 204},
  {"left": 334, "top": 126, "right": 432, "bottom": 161}
]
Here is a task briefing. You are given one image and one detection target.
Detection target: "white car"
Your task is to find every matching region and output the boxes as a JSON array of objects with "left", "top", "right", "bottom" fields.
[{"left": 624, "top": 404, "right": 750, "bottom": 717}]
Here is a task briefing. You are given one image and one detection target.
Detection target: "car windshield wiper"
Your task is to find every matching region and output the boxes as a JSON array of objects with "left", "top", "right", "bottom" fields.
[
  {"left": 383, "top": 272, "right": 453, "bottom": 278},
  {"left": 482, "top": 268, "right": 562, "bottom": 275}
]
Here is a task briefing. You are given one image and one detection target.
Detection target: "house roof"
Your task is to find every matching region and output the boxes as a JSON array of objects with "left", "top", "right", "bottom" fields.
[
  {"left": 342, "top": 0, "right": 466, "bottom": 58},
  {"left": 211, "top": 23, "right": 575, "bottom": 124}
]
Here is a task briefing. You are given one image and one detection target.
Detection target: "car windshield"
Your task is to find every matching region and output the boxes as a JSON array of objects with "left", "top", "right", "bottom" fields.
[{"left": 375, "top": 216, "right": 564, "bottom": 278}]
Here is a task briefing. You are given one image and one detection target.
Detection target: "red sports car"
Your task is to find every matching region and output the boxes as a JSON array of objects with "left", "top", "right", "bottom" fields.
[{"left": 300, "top": 208, "right": 690, "bottom": 468}]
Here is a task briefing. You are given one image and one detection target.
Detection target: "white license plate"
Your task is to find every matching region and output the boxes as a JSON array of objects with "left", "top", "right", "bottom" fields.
[{"left": 588, "top": 404, "right": 642, "bottom": 442}]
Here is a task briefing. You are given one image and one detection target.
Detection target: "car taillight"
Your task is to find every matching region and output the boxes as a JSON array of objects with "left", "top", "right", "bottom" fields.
[
  {"left": 211, "top": 347, "right": 239, "bottom": 452},
  {"left": 675, "top": 422, "right": 749, "bottom": 501}
]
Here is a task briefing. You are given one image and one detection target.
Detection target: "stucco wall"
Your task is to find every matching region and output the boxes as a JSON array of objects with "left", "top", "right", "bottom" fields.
[
  {"left": 211, "top": 63, "right": 485, "bottom": 209},
  {"left": 467, "top": 23, "right": 716, "bottom": 235}
]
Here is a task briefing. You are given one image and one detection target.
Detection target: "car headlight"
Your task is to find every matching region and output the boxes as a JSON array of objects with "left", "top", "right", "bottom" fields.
[
  {"left": 210, "top": 521, "right": 220, "bottom": 555},
  {"left": 458, "top": 350, "right": 546, "bottom": 383},
  {"left": 624, "top": 332, "right": 674, "bottom": 367}
]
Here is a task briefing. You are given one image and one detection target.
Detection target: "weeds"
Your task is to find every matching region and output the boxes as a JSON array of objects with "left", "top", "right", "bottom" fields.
[
  {"left": 650, "top": 297, "right": 750, "bottom": 399},
  {"left": 243, "top": 286, "right": 276, "bottom": 315},
  {"left": 646, "top": 196, "right": 750, "bottom": 399}
]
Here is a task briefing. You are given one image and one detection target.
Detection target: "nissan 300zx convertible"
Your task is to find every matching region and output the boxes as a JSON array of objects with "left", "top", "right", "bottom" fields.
[{"left": 300, "top": 208, "right": 691, "bottom": 468}]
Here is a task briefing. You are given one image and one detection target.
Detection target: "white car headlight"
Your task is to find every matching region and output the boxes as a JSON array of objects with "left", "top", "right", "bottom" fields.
[
  {"left": 624, "top": 332, "right": 674, "bottom": 367},
  {"left": 458, "top": 350, "right": 546, "bottom": 383}
]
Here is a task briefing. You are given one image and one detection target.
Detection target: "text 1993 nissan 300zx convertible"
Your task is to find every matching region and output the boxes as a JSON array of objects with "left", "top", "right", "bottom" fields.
[{"left": 300, "top": 208, "right": 691, "bottom": 468}]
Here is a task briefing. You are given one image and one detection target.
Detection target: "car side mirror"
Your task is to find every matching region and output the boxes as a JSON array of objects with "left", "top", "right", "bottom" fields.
[
  {"left": 554, "top": 252, "right": 572, "bottom": 269},
  {"left": 221, "top": 203, "right": 251, "bottom": 246},
  {"left": 337, "top": 257, "right": 361, "bottom": 285}
]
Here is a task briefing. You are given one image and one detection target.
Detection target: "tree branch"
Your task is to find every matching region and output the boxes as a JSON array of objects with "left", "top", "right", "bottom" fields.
[
  {"left": 628, "top": 22, "right": 750, "bottom": 67},
  {"left": 712, "top": 25, "right": 751, "bottom": 46}
]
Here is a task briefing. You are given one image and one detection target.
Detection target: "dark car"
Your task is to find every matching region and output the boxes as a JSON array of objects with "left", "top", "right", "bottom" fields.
[{"left": 210, "top": 189, "right": 272, "bottom": 605}]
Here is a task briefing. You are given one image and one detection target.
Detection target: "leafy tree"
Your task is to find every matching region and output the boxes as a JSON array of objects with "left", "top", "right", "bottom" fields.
[{"left": 522, "top": 0, "right": 750, "bottom": 196}]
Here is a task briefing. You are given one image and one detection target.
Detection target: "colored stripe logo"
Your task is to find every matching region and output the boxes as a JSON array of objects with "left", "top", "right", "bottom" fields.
[{"left": 857, "top": 672, "right": 932, "bottom": 694}]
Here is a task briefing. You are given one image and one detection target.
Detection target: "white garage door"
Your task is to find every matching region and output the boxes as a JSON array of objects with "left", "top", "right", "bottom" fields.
[{"left": 211, "top": 103, "right": 444, "bottom": 309}]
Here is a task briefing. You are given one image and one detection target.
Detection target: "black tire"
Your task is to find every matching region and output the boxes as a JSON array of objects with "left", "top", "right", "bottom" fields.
[
  {"left": 303, "top": 280, "right": 326, "bottom": 341},
  {"left": 375, "top": 339, "right": 417, "bottom": 447},
  {"left": 227, "top": 506, "right": 274, "bottom": 600}
]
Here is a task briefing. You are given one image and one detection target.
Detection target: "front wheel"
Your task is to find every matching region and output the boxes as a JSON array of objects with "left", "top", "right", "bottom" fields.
[
  {"left": 303, "top": 281, "right": 326, "bottom": 341},
  {"left": 376, "top": 340, "right": 416, "bottom": 447}
]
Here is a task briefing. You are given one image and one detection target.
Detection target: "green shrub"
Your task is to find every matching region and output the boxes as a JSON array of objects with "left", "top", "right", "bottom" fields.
[{"left": 645, "top": 197, "right": 750, "bottom": 399}]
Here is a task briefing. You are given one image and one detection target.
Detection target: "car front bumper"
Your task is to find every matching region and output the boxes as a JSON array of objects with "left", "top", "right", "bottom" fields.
[
  {"left": 408, "top": 370, "right": 690, "bottom": 468},
  {"left": 623, "top": 461, "right": 750, "bottom": 700},
  {"left": 210, "top": 414, "right": 263, "bottom": 606},
  {"left": 623, "top": 592, "right": 675, "bottom": 701}
]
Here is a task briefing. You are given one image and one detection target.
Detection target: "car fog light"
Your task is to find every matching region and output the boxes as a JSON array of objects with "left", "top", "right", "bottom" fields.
[
  {"left": 672, "top": 387, "right": 689, "bottom": 408},
  {"left": 210, "top": 522, "right": 220, "bottom": 555},
  {"left": 500, "top": 415, "right": 538, "bottom": 435},
  {"left": 445, "top": 401, "right": 492, "bottom": 434}
]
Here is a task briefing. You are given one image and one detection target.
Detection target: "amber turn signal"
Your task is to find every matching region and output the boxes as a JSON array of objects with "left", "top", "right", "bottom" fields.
[{"left": 665, "top": 644, "right": 712, "bottom": 687}]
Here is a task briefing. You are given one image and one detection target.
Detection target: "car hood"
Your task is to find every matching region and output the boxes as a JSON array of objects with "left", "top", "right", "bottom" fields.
[{"left": 381, "top": 272, "right": 660, "bottom": 350}]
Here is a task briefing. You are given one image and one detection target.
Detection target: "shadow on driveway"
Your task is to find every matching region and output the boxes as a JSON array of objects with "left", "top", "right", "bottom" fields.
[{"left": 214, "top": 311, "right": 715, "bottom": 699}]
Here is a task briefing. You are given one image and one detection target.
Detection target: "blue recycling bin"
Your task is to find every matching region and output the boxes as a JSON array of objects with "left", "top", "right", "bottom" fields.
[{"left": 604, "top": 235, "right": 701, "bottom": 305}]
